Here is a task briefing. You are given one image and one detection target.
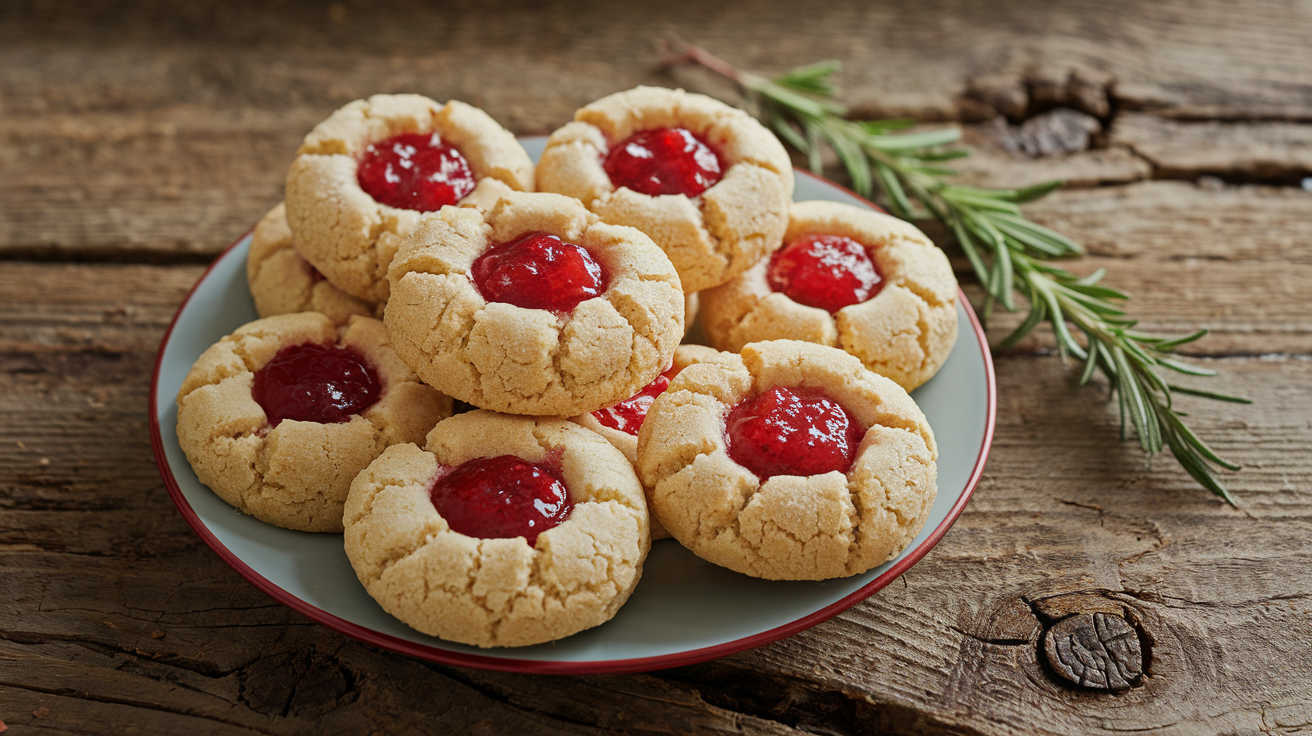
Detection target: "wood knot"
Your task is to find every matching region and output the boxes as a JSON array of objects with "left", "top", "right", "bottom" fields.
[
  {"left": 1043, "top": 612, "right": 1144, "bottom": 691},
  {"left": 239, "top": 651, "right": 355, "bottom": 717}
]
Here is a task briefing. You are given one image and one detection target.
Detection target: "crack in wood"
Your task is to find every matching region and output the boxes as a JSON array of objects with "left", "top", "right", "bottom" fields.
[
  {"left": 949, "top": 625, "right": 1033, "bottom": 647},
  {"left": 0, "top": 248, "right": 223, "bottom": 265},
  {"left": 659, "top": 662, "right": 990, "bottom": 736},
  {"left": 431, "top": 666, "right": 659, "bottom": 734},
  {"left": 1144, "top": 166, "right": 1312, "bottom": 188},
  {"left": 237, "top": 648, "right": 358, "bottom": 720},
  {"left": 1054, "top": 498, "right": 1105, "bottom": 512},
  {"left": 0, "top": 679, "right": 282, "bottom": 736}
]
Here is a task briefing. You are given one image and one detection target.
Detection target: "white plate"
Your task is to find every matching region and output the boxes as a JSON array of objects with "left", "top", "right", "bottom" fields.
[{"left": 150, "top": 136, "right": 995, "bottom": 674}]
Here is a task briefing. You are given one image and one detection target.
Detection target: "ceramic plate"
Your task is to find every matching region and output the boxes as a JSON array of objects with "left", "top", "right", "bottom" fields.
[{"left": 150, "top": 136, "right": 995, "bottom": 674}]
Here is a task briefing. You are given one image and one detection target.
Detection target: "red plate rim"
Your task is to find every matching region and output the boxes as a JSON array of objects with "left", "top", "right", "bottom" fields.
[{"left": 149, "top": 182, "right": 996, "bottom": 676}]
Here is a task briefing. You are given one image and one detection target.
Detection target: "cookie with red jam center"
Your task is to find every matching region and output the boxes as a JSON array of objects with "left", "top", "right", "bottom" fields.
[
  {"left": 175, "top": 312, "right": 452, "bottom": 533},
  {"left": 470, "top": 231, "right": 610, "bottom": 313},
  {"left": 356, "top": 132, "right": 478, "bottom": 212},
  {"left": 766, "top": 234, "right": 883, "bottom": 314},
  {"left": 252, "top": 342, "right": 381, "bottom": 426},
  {"left": 604, "top": 127, "right": 724, "bottom": 197},
  {"left": 246, "top": 203, "right": 377, "bottom": 326},
  {"left": 285, "top": 94, "right": 535, "bottom": 305},
  {"left": 429, "top": 455, "right": 573, "bottom": 547},
  {"left": 343, "top": 411, "right": 649, "bottom": 648},
  {"left": 535, "top": 86, "right": 794, "bottom": 293},
  {"left": 701, "top": 200, "right": 960, "bottom": 392},
  {"left": 636, "top": 340, "right": 938, "bottom": 581},
  {"left": 385, "top": 190, "right": 684, "bottom": 417},
  {"left": 725, "top": 386, "right": 864, "bottom": 480}
]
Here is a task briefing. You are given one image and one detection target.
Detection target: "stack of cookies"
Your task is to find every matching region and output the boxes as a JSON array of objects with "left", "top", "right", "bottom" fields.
[{"left": 176, "top": 87, "right": 960, "bottom": 648}]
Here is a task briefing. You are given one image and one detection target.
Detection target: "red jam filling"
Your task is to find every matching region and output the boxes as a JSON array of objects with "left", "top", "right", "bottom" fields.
[
  {"left": 356, "top": 132, "right": 476, "bottom": 212},
  {"left": 471, "top": 231, "right": 609, "bottom": 313},
  {"left": 592, "top": 365, "right": 679, "bottom": 436},
  {"left": 252, "top": 343, "right": 381, "bottom": 426},
  {"left": 725, "top": 386, "right": 864, "bottom": 480},
  {"left": 603, "top": 127, "right": 724, "bottom": 197},
  {"left": 429, "top": 455, "right": 573, "bottom": 546},
  {"left": 766, "top": 234, "right": 883, "bottom": 314}
]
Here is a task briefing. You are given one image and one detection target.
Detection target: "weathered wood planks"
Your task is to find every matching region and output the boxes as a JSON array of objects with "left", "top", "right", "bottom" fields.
[{"left": 3, "top": 1, "right": 1311, "bottom": 733}]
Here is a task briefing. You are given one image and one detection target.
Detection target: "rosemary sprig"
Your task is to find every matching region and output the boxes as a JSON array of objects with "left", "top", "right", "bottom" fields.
[{"left": 666, "top": 44, "right": 1249, "bottom": 503}]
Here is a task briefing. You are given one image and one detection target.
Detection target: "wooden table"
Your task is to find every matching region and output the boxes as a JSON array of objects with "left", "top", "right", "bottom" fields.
[{"left": 3, "top": 2, "right": 1310, "bottom": 733}]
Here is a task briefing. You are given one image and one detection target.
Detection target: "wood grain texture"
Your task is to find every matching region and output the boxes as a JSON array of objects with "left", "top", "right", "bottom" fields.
[
  {"left": 3, "top": 1, "right": 1311, "bottom": 734},
  {"left": 1111, "top": 113, "right": 1312, "bottom": 183},
  {"left": 3, "top": 342, "right": 1309, "bottom": 734},
  {"left": 4, "top": 0, "right": 1312, "bottom": 258},
  {"left": 3, "top": 266, "right": 1309, "bottom": 734},
  {"left": 975, "top": 182, "right": 1312, "bottom": 356},
  {"left": 4, "top": 0, "right": 1310, "bottom": 122}
]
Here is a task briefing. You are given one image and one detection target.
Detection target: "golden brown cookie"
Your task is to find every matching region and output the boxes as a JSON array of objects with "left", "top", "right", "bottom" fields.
[
  {"left": 385, "top": 190, "right": 684, "bottom": 416},
  {"left": 700, "top": 201, "right": 959, "bottom": 392},
  {"left": 246, "top": 203, "right": 378, "bottom": 325},
  {"left": 445, "top": 175, "right": 699, "bottom": 335},
  {"left": 570, "top": 344, "right": 737, "bottom": 541},
  {"left": 536, "top": 86, "right": 793, "bottom": 293},
  {"left": 636, "top": 340, "right": 938, "bottom": 581},
  {"left": 285, "top": 94, "right": 534, "bottom": 305},
  {"left": 343, "top": 411, "right": 649, "bottom": 648},
  {"left": 175, "top": 312, "right": 452, "bottom": 532}
]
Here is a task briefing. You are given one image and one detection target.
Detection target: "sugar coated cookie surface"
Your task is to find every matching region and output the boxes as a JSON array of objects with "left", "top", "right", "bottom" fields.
[
  {"left": 385, "top": 190, "right": 684, "bottom": 416},
  {"left": 285, "top": 94, "right": 534, "bottom": 305},
  {"left": 175, "top": 312, "right": 452, "bottom": 532},
  {"left": 700, "top": 200, "right": 959, "bottom": 392},
  {"left": 536, "top": 86, "right": 793, "bottom": 293},
  {"left": 343, "top": 411, "right": 650, "bottom": 648},
  {"left": 570, "top": 344, "right": 738, "bottom": 541},
  {"left": 246, "top": 203, "right": 377, "bottom": 325},
  {"left": 636, "top": 340, "right": 938, "bottom": 580}
]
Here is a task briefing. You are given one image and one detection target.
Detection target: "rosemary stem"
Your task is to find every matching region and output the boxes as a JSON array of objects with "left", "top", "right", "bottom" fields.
[
  {"left": 659, "top": 38, "right": 745, "bottom": 85},
  {"left": 661, "top": 45, "right": 1245, "bottom": 504}
]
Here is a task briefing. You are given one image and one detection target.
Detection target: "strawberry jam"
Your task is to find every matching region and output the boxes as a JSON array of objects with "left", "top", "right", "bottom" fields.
[
  {"left": 356, "top": 132, "right": 476, "bottom": 212},
  {"left": 766, "top": 234, "right": 883, "bottom": 314},
  {"left": 604, "top": 127, "right": 724, "bottom": 197},
  {"left": 726, "top": 386, "right": 864, "bottom": 480},
  {"left": 252, "top": 343, "right": 381, "bottom": 426},
  {"left": 592, "top": 366, "right": 678, "bottom": 436},
  {"left": 471, "top": 231, "right": 609, "bottom": 313},
  {"left": 429, "top": 455, "right": 573, "bottom": 546}
]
